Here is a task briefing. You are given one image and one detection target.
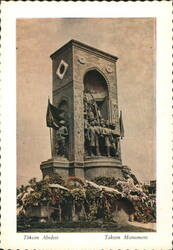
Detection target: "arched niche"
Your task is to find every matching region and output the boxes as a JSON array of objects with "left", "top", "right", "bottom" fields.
[
  {"left": 83, "top": 69, "right": 109, "bottom": 120},
  {"left": 57, "top": 99, "right": 69, "bottom": 124}
]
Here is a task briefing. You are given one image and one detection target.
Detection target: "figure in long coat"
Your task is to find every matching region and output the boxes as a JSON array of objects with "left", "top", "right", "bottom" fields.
[
  {"left": 56, "top": 120, "right": 68, "bottom": 157},
  {"left": 99, "top": 120, "right": 111, "bottom": 157},
  {"left": 109, "top": 123, "right": 117, "bottom": 157},
  {"left": 88, "top": 120, "right": 96, "bottom": 156},
  {"left": 93, "top": 120, "right": 101, "bottom": 156},
  {"left": 104, "top": 121, "right": 112, "bottom": 157}
]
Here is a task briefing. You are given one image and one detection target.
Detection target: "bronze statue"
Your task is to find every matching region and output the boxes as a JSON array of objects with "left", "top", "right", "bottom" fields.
[
  {"left": 83, "top": 91, "right": 121, "bottom": 158},
  {"left": 84, "top": 115, "right": 90, "bottom": 155},
  {"left": 87, "top": 120, "right": 96, "bottom": 156},
  {"left": 99, "top": 119, "right": 106, "bottom": 156},
  {"left": 104, "top": 121, "right": 111, "bottom": 157},
  {"left": 115, "top": 137, "right": 120, "bottom": 158},
  {"left": 93, "top": 120, "right": 101, "bottom": 156},
  {"left": 56, "top": 120, "right": 68, "bottom": 157},
  {"left": 109, "top": 123, "right": 117, "bottom": 157}
]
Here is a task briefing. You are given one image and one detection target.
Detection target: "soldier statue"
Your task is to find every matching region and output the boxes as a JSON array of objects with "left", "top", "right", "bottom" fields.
[
  {"left": 87, "top": 120, "right": 96, "bottom": 156},
  {"left": 93, "top": 120, "right": 101, "bottom": 156},
  {"left": 84, "top": 113, "right": 90, "bottom": 155},
  {"left": 111, "top": 123, "right": 121, "bottom": 157},
  {"left": 104, "top": 120, "right": 112, "bottom": 157},
  {"left": 109, "top": 123, "right": 117, "bottom": 157},
  {"left": 56, "top": 120, "right": 68, "bottom": 157},
  {"left": 99, "top": 119, "right": 106, "bottom": 156}
]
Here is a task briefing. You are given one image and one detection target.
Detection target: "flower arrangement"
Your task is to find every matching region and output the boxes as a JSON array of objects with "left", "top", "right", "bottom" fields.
[{"left": 17, "top": 174, "right": 156, "bottom": 224}]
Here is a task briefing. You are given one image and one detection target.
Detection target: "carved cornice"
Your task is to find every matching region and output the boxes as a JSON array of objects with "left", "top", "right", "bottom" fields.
[{"left": 50, "top": 39, "right": 118, "bottom": 63}]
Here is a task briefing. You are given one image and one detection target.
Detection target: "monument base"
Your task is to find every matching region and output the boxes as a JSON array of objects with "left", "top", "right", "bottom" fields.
[
  {"left": 40, "top": 156, "right": 123, "bottom": 180},
  {"left": 40, "top": 157, "right": 85, "bottom": 180},
  {"left": 84, "top": 156, "right": 123, "bottom": 180}
]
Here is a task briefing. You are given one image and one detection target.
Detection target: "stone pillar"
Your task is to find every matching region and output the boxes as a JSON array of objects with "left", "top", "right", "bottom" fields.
[{"left": 72, "top": 80, "right": 85, "bottom": 177}]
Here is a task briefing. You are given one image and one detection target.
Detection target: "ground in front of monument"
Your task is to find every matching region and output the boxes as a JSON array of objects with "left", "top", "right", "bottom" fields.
[{"left": 17, "top": 222, "right": 156, "bottom": 233}]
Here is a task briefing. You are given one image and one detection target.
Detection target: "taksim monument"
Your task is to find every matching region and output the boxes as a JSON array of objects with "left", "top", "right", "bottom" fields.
[{"left": 40, "top": 40, "right": 124, "bottom": 180}]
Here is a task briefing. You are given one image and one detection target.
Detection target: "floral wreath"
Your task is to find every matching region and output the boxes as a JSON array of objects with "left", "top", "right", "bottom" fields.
[{"left": 66, "top": 176, "right": 85, "bottom": 189}]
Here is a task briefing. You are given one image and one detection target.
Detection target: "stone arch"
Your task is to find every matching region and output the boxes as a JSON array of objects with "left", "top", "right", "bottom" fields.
[
  {"left": 83, "top": 68, "right": 109, "bottom": 121},
  {"left": 56, "top": 96, "right": 69, "bottom": 124},
  {"left": 83, "top": 67, "right": 110, "bottom": 89},
  {"left": 53, "top": 96, "right": 71, "bottom": 159}
]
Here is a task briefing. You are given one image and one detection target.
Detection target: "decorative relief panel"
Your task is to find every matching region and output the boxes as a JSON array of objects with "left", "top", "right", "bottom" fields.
[
  {"left": 78, "top": 56, "right": 86, "bottom": 64},
  {"left": 56, "top": 59, "right": 69, "bottom": 80},
  {"left": 106, "top": 65, "right": 113, "bottom": 74},
  {"left": 52, "top": 47, "right": 73, "bottom": 92}
]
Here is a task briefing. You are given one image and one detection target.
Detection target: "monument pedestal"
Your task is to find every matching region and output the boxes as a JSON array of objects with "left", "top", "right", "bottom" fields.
[
  {"left": 41, "top": 156, "right": 123, "bottom": 181},
  {"left": 40, "top": 157, "right": 85, "bottom": 180},
  {"left": 40, "top": 158, "right": 70, "bottom": 180},
  {"left": 84, "top": 156, "right": 123, "bottom": 180}
]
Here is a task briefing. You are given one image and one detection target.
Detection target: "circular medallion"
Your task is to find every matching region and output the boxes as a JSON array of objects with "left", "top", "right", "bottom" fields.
[
  {"left": 106, "top": 65, "right": 113, "bottom": 73},
  {"left": 78, "top": 56, "right": 86, "bottom": 64}
]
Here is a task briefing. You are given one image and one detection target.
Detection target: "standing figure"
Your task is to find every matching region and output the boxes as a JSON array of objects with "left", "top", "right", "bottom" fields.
[
  {"left": 115, "top": 136, "right": 121, "bottom": 158},
  {"left": 88, "top": 99, "right": 95, "bottom": 121},
  {"left": 111, "top": 123, "right": 121, "bottom": 157},
  {"left": 87, "top": 120, "right": 98, "bottom": 157},
  {"left": 56, "top": 120, "right": 68, "bottom": 157},
  {"left": 104, "top": 121, "right": 112, "bottom": 157},
  {"left": 83, "top": 94, "right": 89, "bottom": 119},
  {"left": 99, "top": 119, "right": 106, "bottom": 156},
  {"left": 84, "top": 114, "right": 90, "bottom": 155},
  {"left": 109, "top": 123, "right": 117, "bottom": 157},
  {"left": 100, "top": 120, "right": 111, "bottom": 157},
  {"left": 93, "top": 120, "right": 101, "bottom": 156}
]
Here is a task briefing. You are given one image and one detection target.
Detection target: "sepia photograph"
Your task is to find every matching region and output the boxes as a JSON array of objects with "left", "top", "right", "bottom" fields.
[
  {"left": 16, "top": 18, "right": 156, "bottom": 233},
  {"left": 1, "top": 2, "right": 172, "bottom": 249}
]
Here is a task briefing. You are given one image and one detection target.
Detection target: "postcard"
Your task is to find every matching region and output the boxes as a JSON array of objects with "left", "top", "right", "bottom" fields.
[{"left": 1, "top": 1, "right": 172, "bottom": 249}]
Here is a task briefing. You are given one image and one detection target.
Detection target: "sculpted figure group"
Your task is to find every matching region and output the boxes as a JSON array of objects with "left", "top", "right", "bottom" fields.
[
  {"left": 52, "top": 90, "right": 120, "bottom": 159},
  {"left": 84, "top": 91, "right": 120, "bottom": 158}
]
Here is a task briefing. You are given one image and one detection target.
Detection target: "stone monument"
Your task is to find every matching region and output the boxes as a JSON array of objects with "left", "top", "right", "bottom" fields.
[{"left": 40, "top": 40, "right": 124, "bottom": 180}]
